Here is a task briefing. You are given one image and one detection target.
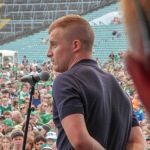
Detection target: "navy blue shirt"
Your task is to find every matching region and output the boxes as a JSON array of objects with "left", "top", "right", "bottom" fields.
[{"left": 52, "top": 59, "right": 139, "bottom": 150}]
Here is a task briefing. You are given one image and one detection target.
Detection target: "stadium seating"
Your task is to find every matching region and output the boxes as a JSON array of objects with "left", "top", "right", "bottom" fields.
[
  {"left": 0, "top": 1, "right": 128, "bottom": 64},
  {"left": 0, "top": 0, "right": 117, "bottom": 43},
  {"left": 83, "top": 3, "right": 120, "bottom": 22},
  {"left": 0, "top": 18, "right": 11, "bottom": 29},
  {"left": 0, "top": 2, "right": 5, "bottom": 8}
]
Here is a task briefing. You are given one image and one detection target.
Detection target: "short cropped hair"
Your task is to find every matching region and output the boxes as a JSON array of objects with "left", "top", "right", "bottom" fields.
[
  {"left": 48, "top": 14, "right": 95, "bottom": 51},
  {"left": 1, "top": 95, "right": 8, "bottom": 99},
  {"left": 3, "top": 111, "right": 12, "bottom": 117},
  {"left": 11, "top": 129, "right": 24, "bottom": 139},
  {"left": 34, "top": 135, "right": 47, "bottom": 144},
  {"left": 1, "top": 89, "right": 9, "bottom": 94}
]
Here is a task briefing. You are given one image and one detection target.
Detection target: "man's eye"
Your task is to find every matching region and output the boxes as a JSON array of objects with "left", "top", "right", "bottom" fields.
[{"left": 53, "top": 43, "right": 57, "bottom": 48}]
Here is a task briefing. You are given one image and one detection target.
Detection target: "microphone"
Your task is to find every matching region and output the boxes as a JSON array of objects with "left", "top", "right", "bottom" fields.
[{"left": 20, "top": 71, "right": 50, "bottom": 84}]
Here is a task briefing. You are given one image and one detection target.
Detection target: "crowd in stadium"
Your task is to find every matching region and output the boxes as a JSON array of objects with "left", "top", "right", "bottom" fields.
[{"left": 0, "top": 52, "right": 150, "bottom": 150}]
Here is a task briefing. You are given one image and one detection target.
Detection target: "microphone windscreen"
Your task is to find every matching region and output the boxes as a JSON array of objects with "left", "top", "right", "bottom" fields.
[{"left": 40, "top": 71, "right": 50, "bottom": 81}]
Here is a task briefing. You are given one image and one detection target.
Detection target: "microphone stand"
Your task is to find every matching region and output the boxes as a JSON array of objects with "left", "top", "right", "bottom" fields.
[{"left": 22, "top": 76, "right": 37, "bottom": 150}]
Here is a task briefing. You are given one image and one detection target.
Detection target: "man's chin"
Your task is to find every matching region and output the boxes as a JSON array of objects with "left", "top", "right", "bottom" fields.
[{"left": 54, "top": 67, "right": 59, "bottom": 72}]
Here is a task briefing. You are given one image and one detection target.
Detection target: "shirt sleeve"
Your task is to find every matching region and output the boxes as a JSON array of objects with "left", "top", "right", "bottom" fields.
[
  {"left": 132, "top": 111, "right": 139, "bottom": 127},
  {"left": 52, "top": 73, "right": 84, "bottom": 121}
]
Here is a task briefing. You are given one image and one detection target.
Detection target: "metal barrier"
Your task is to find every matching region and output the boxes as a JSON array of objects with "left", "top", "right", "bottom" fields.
[{"left": 0, "top": 0, "right": 118, "bottom": 43}]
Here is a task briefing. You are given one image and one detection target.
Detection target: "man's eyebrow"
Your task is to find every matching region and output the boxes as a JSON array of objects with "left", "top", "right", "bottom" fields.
[
  {"left": 50, "top": 40, "right": 57, "bottom": 43},
  {"left": 49, "top": 40, "right": 55, "bottom": 44}
]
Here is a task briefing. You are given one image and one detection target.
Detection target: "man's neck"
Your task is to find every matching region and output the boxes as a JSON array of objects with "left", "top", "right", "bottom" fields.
[{"left": 68, "top": 53, "right": 92, "bottom": 70}]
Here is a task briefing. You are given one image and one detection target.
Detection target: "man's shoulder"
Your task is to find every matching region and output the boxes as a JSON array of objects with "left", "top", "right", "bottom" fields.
[
  {"left": 53, "top": 72, "right": 75, "bottom": 90},
  {"left": 54, "top": 62, "right": 115, "bottom": 86}
]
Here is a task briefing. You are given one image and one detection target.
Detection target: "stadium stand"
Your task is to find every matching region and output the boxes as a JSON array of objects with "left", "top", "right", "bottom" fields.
[
  {"left": 0, "top": 0, "right": 117, "bottom": 44},
  {"left": 0, "top": 2, "right": 5, "bottom": 8},
  {"left": 0, "top": 1, "right": 150, "bottom": 150},
  {"left": 0, "top": 0, "right": 121, "bottom": 63},
  {"left": 0, "top": 18, "right": 11, "bottom": 29},
  {"left": 91, "top": 24, "right": 128, "bottom": 61},
  {"left": 83, "top": 2, "right": 120, "bottom": 22},
  {"left": 0, "top": 1, "right": 128, "bottom": 64}
]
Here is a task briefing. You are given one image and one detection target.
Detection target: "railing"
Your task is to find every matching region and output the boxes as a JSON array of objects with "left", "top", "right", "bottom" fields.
[
  {"left": 0, "top": 0, "right": 118, "bottom": 43},
  {"left": 2, "top": 1, "right": 101, "bottom": 15},
  {"left": 0, "top": 32, "right": 16, "bottom": 40},
  {"left": 0, "top": 20, "right": 52, "bottom": 32},
  {"left": 2, "top": 0, "right": 117, "bottom": 19},
  {"left": 4, "top": 10, "right": 78, "bottom": 21}
]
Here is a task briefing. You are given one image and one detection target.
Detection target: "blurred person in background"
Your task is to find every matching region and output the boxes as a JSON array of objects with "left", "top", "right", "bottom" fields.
[
  {"left": 31, "top": 60, "right": 38, "bottom": 67},
  {"left": 0, "top": 133, "right": 4, "bottom": 150},
  {"left": 18, "top": 83, "right": 30, "bottom": 105},
  {"left": 3, "top": 111, "right": 12, "bottom": 120},
  {"left": 24, "top": 97, "right": 30, "bottom": 108},
  {"left": 1, "top": 89, "right": 10, "bottom": 99},
  {"left": 22, "top": 56, "right": 28, "bottom": 67},
  {"left": 23, "top": 68, "right": 29, "bottom": 76},
  {"left": 44, "top": 82, "right": 52, "bottom": 96},
  {"left": 7, "top": 84, "right": 17, "bottom": 98},
  {"left": 0, "top": 96, "right": 12, "bottom": 115},
  {"left": 40, "top": 143, "right": 53, "bottom": 150},
  {"left": 11, "top": 99, "right": 19, "bottom": 111},
  {"left": 41, "top": 95, "right": 52, "bottom": 114},
  {"left": 0, "top": 125, "right": 4, "bottom": 134},
  {"left": 1, "top": 136, "right": 11, "bottom": 150},
  {"left": 40, "top": 124, "right": 51, "bottom": 137},
  {"left": 30, "top": 66, "right": 39, "bottom": 76},
  {"left": 40, "top": 89, "right": 47, "bottom": 96},
  {"left": 30, "top": 111, "right": 43, "bottom": 127},
  {"left": 46, "top": 130, "right": 57, "bottom": 147},
  {"left": 11, "top": 81, "right": 20, "bottom": 95},
  {"left": 32, "top": 89, "right": 41, "bottom": 108},
  {"left": 48, "top": 119, "right": 56, "bottom": 132},
  {"left": 38, "top": 102, "right": 52, "bottom": 124},
  {"left": 37, "top": 82, "right": 43, "bottom": 93},
  {"left": 34, "top": 135, "right": 47, "bottom": 150},
  {"left": 132, "top": 99, "right": 145, "bottom": 123},
  {"left": 53, "top": 142, "right": 58, "bottom": 150},
  {"left": 121, "top": 0, "right": 150, "bottom": 114},
  {"left": 25, "top": 135, "right": 34, "bottom": 150},
  {"left": 2, "top": 118, "right": 13, "bottom": 135},
  {"left": 12, "top": 111, "right": 24, "bottom": 126},
  {"left": 11, "top": 129, "right": 24, "bottom": 150},
  {"left": 22, "top": 121, "right": 34, "bottom": 133},
  {"left": 19, "top": 104, "right": 27, "bottom": 119}
]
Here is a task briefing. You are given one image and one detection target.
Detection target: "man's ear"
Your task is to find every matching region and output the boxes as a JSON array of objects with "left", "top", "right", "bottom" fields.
[{"left": 72, "top": 40, "right": 81, "bottom": 53}]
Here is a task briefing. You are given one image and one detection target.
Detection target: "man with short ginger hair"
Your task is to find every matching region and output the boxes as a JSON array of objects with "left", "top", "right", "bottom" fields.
[{"left": 47, "top": 14, "right": 145, "bottom": 150}]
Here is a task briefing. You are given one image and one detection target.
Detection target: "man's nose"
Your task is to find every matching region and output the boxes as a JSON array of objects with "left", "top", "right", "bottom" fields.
[{"left": 47, "top": 47, "right": 52, "bottom": 57}]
